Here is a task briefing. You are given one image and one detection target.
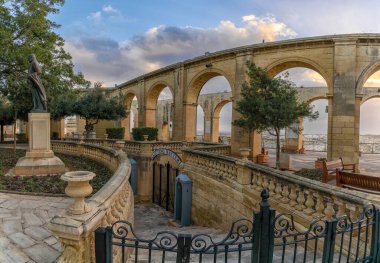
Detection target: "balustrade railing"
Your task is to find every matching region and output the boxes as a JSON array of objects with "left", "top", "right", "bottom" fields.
[{"left": 49, "top": 141, "right": 133, "bottom": 263}]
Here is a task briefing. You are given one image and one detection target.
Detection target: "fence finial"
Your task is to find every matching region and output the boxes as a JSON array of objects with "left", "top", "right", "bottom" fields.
[{"left": 260, "top": 188, "right": 270, "bottom": 208}]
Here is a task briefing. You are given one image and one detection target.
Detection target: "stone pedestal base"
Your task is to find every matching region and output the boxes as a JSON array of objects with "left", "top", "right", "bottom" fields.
[
  {"left": 14, "top": 156, "right": 66, "bottom": 176},
  {"left": 13, "top": 112, "right": 66, "bottom": 176}
]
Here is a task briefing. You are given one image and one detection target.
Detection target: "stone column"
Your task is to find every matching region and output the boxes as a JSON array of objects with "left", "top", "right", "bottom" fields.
[
  {"left": 211, "top": 116, "right": 220, "bottom": 143},
  {"left": 183, "top": 103, "right": 197, "bottom": 141},
  {"left": 230, "top": 52, "right": 262, "bottom": 160},
  {"left": 173, "top": 66, "right": 185, "bottom": 141},
  {"left": 203, "top": 113, "right": 212, "bottom": 142},
  {"left": 144, "top": 108, "right": 156, "bottom": 128},
  {"left": 137, "top": 142, "right": 154, "bottom": 201},
  {"left": 120, "top": 116, "right": 131, "bottom": 140},
  {"left": 328, "top": 38, "right": 360, "bottom": 165}
]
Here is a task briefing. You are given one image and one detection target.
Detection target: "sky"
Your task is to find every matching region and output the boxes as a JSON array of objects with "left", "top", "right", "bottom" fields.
[{"left": 50, "top": 0, "right": 380, "bottom": 134}]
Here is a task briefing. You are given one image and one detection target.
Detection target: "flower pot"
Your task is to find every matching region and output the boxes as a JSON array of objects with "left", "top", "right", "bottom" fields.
[
  {"left": 143, "top": 135, "right": 149, "bottom": 141},
  {"left": 257, "top": 154, "right": 269, "bottom": 164}
]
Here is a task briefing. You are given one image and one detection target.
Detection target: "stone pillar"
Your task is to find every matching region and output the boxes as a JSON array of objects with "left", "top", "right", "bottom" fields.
[
  {"left": 203, "top": 113, "right": 212, "bottom": 141},
  {"left": 328, "top": 39, "right": 360, "bottom": 165},
  {"left": 211, "top": 116, "right": 220, "bottom": 143},
  {"left": 145, "top": 108, "right": 156, "bottom": 128},
  {"left": 137, "top": 143, "right": 153, "bottom": 201},
  {"left": 120, "top": 116, "right": 130, "bottom": 140},
  {"left": 230, "top": 52, "right": 262, "bottom": 160},
  {"left": 183, "top": 103, "right": 197, "bottom": 141}
]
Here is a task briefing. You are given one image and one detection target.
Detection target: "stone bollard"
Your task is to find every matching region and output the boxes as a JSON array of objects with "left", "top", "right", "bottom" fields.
[{"left": 61, "top": 171, "right": 95, "bottom": 215}]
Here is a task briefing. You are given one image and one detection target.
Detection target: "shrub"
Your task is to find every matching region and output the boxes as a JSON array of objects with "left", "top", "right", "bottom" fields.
[
  {"left": 16, "top": 133, "right": 27, "bottom": 142},
  {"left": 132, "top": 127, "right": 158, "bottom": 141},
  {"left": 106, "top": 127, "right": 125, "bottom": 139},
  {"left": 51, "top": 132, "right": 59, "bottom": 140}
]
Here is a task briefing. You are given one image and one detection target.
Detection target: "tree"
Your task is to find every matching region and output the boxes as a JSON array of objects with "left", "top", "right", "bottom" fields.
[
  {"left": 233, "top": 61, "right": 318, "bottom": 169},
  {"left": 72, "top": 86, "right": 127, "bottom": 136},
  {"left": 0, "top": 0, "right": 90, "bottom": 121},
  {"left": 0, "top": 99, "right": 13, "bottom": 142}
]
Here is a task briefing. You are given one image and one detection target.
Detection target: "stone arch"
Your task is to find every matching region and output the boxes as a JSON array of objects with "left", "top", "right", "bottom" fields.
[
  {"left": 145, "top": 81, "right": 174, "bottom": 139},
  {"left": 362, "top": 94, "right": 380, "bottom": 105},
  {"left": 185, "top": 68, "right": 234, "bottom": 104},
  {"left": 184, "top": 69, "right": 233, "bottom": 141},
  {"left": 265, "top": 57, "right": 332, "bottom": 92},
  {"left": 356, "top": 60, "right": 380, "bottom": 94},
  {"left": 146, "top": 81, "right": 174, "bottom": 110},
  {"left": 211, "top": 99, "right": 232, "bottom": 143},
  {"left": 306, "top": 95, "right": 328, "bottom": 104}
]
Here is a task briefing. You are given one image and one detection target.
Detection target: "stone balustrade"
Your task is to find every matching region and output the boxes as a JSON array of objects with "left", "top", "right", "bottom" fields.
[
  {"left": 192, "top": 144, "right": 231, "bottom": 155},
  {"left": 49, "top": 141, "right": 133, "bottom": 263},
  {"left": 182, "top": 148, "right": 380, "bottom": 230}
]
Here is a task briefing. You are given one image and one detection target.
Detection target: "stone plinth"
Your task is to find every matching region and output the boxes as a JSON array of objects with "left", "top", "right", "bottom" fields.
[{"left": 14, "top": 112, "right": 65, "bottom": 176}]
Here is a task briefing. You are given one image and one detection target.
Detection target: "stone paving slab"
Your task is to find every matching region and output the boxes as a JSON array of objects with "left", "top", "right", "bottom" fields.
[{"left": 0, "top": 193, "right": 70, "bottom": 263}]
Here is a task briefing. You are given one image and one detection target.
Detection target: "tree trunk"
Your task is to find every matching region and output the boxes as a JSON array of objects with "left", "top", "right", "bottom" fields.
[
  {"left": 13, "top": 111, "right": 17, "bottom": 151},
  {"left": 0, "top": 124, "right": 3, "bottom": 143},
  {"left": 276, "top": 131, "right": 280, "bottom": 169}
]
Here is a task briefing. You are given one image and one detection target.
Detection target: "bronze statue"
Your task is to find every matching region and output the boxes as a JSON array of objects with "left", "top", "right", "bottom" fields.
[{"left": 28, "top": 54, "right": 47, "bottom": 112}]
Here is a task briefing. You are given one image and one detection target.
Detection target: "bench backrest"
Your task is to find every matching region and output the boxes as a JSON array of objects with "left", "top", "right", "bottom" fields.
[
  {"left": 336, "top": 170, "right": 380, "bottom": 194},
  {"left": 321, "top": 159, "right": 344, "bottom": 183}
]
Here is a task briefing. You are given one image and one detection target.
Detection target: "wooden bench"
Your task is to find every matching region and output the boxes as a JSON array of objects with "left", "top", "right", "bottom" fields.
[
  {"left": 322, "top": 158, "right": 355, "bottom": 183},
  {"left": 336, "top": 170, "right": 380, "bottom": 195}
]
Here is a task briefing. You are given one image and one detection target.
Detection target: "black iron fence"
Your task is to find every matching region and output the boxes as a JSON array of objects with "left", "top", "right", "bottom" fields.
[{"left": 95, "top": 190, "right": 380, "bottom": 263}]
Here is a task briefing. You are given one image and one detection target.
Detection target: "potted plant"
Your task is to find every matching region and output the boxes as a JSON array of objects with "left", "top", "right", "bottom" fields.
[
  {"left": 315, "top": 157, "right": 326, "bottom": 169},
  {"left": 257, "top": 147, "right": 269, "bottom": 164}
]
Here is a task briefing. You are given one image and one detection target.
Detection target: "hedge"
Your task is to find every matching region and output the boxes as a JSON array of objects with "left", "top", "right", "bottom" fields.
[
  {"left": 132, "top": 127, "right": 158, "bottom": 141},
  {"left": 106, "top": 127, "right": 125, "bottom": 139}
]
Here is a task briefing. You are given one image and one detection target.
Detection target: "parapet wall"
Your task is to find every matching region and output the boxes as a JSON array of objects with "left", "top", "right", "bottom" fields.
[
  {"left": 49, "top": 141, "right": 133, "bottom": 263},
  {"left": 183, "top": 148, "right": 380, "bottom": 231}
]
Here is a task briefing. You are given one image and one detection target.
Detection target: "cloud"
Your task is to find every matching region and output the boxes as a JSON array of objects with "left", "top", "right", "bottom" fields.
[
  {"left": 87, "top": 11, "right": 102, "bottom": 24},
  {"left": 102, "top": 5, "right": 118, "bottom": 13},
  {"left": 66, "top": 14, "right": 297, "bottom": 86}
]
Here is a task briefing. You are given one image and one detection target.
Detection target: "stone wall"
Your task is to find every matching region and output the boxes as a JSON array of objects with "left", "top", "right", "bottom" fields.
[
  {"left": 183, "top": 148, "right": 380, "bottom": 232},
  {"left": 49, "top": 141, "right": 133, "bottom": 263}
]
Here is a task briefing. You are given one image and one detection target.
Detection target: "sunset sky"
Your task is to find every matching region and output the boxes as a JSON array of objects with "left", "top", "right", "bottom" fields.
[{"left": 51, "top": 0, "right": 380, "bottom": 135}]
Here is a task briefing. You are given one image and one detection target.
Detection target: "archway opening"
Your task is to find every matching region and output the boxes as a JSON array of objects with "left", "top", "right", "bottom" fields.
[
  {"left": 358, "top": 70, "right": 380, "bottom": 173},
  {"left": 263, "top": 67, "right": 328, "bottom": 164},
  {"left": 156, "top": 87, "right": 173, "bottom": 141},
  {"left": 122, "top": 93, "right": 138, "bottom": 140},
  {"left": 195, "top": 76, "right": 232, "bottom": 143},
  {"left": 214, "top": 101, "right": 232, "bottom": 144},
  {"left": 303, "top": 99, "right": 328, "bottom": 152}
]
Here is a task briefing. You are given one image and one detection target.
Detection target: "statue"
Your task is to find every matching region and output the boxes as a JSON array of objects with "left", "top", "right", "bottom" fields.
[{"left": 28, "top": 54, "right": 47, "bottom": 112}]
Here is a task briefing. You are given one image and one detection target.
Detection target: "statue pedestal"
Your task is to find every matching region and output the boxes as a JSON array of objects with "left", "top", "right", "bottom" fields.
[{"left": 14, "top": 113, "right": 66, "bottom": 176}]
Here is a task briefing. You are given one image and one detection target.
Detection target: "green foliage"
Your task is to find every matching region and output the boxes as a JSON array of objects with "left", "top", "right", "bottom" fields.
[
  {"left": 233, "top": 61, "right": 318, "bottom": 168},
  {"left": 0, "top": 0, "right": 90, "bottom": 120},
  {"left": 72, "top": 87, "right": 127, "bottom": 133},
  {"left": 0, "top": 149, "right": 113, "bottom": 194},
  {"left": 51, "top": 131, "right": 59, "bottom": 140},
  {"left": 16, "top": 133, "right": 27, "bottom": 142},
  {"left": 106, "top": 127, "right": 125, "bottom": 139},
  {"left": 294, "top": 168, "right": 322, "bottom": 181},
  {"left": 132, "top": 127, "right": 158, "bottom": 141}
]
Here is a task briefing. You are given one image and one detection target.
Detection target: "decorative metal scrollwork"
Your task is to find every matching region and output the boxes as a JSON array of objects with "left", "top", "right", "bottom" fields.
[
  {"left": 190, "top": 218, "right": 253, "bottom": 253},
  {"left": 111, "top": 220, "right": 179, "bottom": 250}
]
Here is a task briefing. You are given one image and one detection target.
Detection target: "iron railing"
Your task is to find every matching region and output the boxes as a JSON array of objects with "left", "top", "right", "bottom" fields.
[{"left": 95, "top": 189, "right": 380, "bottom": 263}]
